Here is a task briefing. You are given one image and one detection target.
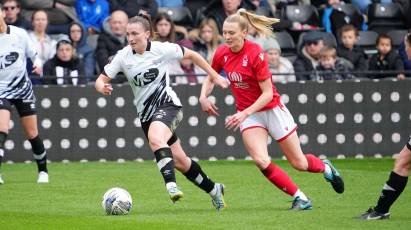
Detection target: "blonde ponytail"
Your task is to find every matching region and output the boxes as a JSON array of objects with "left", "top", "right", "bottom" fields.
[{"left": 236, "top": 8, "right": 279, "bottom": 38}]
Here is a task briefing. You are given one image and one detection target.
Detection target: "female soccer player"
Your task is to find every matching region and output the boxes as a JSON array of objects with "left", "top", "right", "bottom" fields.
[
  {"left": 358, "top": 33, "right": 411, "bottom": 220},
  {"left": 200, "top": 9, "right": 344, "bottom": 210},
  {"left": 0, "top": 4, "right": 49, "bottom": 184},
  {"left": 95, "top": 14, "right": 228, "bottom": 210}
]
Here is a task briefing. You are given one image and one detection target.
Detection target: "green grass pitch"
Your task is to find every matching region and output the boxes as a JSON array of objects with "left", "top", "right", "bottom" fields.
[{"left": 0, "top": 159, "right": 410, "bottom": 230}]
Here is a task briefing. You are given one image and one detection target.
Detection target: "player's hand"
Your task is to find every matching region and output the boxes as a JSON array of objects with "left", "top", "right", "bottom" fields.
[
  {"left": 32, "top": 65, "right": 42, "bottom": 75},
  {"left": 101, "top": 83, "right": 113, "bottom": 95},
  {"left": 199, "top": 96, "right": 219, "bottom": 116},
  {"left": 225, "top": 111, "right": 248, "bottom": 131},
  {"left": 397, "top": 74, "right": 406, "bottom": 80},
  {"left": 214, "top": 76, "right": 229, "bottom": 89}
]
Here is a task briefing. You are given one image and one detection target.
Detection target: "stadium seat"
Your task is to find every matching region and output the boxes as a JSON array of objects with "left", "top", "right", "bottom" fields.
[
  {"left": 367, "top": 3, "right": 406, "bottom": 34},
  {"left": 282, "top": 5, "right": 321, "bottom": 27},
  {"left": 185, "top": 0, "right": 209, "bottom": 26},
  {"left": 274, "top": 31, "right": 296, "bottom": 58},
  {"left": 158, "top": 6, "right": 193, "bottom": 28},
  {"left": 387, "top": 29, "right": 408, "bottom": 48},
  {"left": 357, "top": 30, "right": 379, "bottom": 56}
]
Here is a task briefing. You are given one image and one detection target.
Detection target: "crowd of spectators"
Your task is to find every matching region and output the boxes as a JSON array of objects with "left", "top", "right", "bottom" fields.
[{"left": 3, "top": 0, "right": 411, "bottom": 85}]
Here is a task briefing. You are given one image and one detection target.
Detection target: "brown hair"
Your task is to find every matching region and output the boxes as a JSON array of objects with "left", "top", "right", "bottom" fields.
[
  {"left": 31, "top": 9, "right": 48, "bottom": 21},
  {"left": 339, "top": 24, "right": 359, "bottom": 38},
  {"left": 128, "top": 14, "right": 156, "bottom": 40},
  {"left": 376, "top": 34, "right": 392, "bottom": 46},
  {"left": 319, "top": 46, "right": 337, "bottom": 59},
  {"left": 153, "top": 12, "right": 176, "bottom": 42},
  {"left": 198, "top": 18, "right": 220, "bottom": 50},
  {"left": 225, "top": 8, "right": 279, "bottom": 38}
]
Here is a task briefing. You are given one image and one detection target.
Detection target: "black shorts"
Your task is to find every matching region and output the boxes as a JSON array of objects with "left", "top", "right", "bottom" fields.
[
  {"left": 141, "top": 103, "right": 183, "bottom": 145},
  {"left": 0, "top": 98, "right": 37, "bottom": 117}
]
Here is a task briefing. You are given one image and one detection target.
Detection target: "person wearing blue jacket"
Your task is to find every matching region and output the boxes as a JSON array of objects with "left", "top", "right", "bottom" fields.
[
  {"left": 69, "top": 22, "right": 96, "bottom": 79},
  {"left": 75, "top": 0, "right": 110, "bottom": 34}
]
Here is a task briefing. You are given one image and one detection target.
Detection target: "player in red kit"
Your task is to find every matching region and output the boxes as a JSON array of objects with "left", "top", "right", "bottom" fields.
[{"left": 200, "top": 8, "right": 344, "bottom": 210}]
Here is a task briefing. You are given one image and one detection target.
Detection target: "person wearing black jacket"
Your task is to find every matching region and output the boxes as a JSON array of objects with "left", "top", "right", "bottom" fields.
[
  {"left": 43, "top": 39, "right": 85, "bottom": 85},
  {"left": 108, "top": 0, "right": 158, "bottom": 18}
]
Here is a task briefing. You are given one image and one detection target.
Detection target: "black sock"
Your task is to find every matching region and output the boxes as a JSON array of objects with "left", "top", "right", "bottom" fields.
[
  {"left": 375, "top": 171, "right": 408, "bottom": 214},
  {"left": 183, "top": 160, "right": 215, "bottom": 193},
  {"left": 29, "top": 136, "right": 48, "bottom": 173},
  {"left": 154, "top": 148, "right": 176, "bottom": 185}
]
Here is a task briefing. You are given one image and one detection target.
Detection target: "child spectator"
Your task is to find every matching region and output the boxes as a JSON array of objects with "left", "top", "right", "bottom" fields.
[
  {"left": 43, "top": 39, "right": 86, "bottom": 85},
  {"left": 192, "top": 18, "right": 221, "bottom": 64},
  {"left": 263, "top": 38, "right": 296, "bottom": 82},
  {"left": 368, "top": 34, "right": 405, "bottom": 79},
  {"left": 337, "top": 24, "right": 368, "bottom": 78},
  {"left": 316, "top": 46, "right": 354, "bottom": 80}
]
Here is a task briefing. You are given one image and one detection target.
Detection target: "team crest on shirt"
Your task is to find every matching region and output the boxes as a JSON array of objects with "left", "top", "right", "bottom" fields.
[
  {"left": 259, "top": 53, "right": 264, "bottom": 61},
  {"left": 242, "top": 55, "right": 248, "bottom": 67}
]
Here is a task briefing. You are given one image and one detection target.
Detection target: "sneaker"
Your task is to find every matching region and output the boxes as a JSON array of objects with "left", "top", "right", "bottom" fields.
[
  {"left": 0, "top": 174, "right": 3, "bottom": 185},
  {"left": 168, "top": 186, "right": 183, "bottom": 203},
  {"left": 290, "top": 196, "right": 312, "bottom": 210},
  {"left": 37, "top": 171, "right": 49, "bottom": 183},
  {"left": 357, "top": 207, "right": 390, "bottom": 220},
  {"left": 323, "top": 159, "right": 344, "bottom": 194},
  {"left": 210, "top": 183, "right": 227, "bottom": 211}
]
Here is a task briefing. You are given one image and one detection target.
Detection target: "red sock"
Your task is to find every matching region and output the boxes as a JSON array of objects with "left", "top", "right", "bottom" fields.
[
  {"left": 305, "top": 154, "right": 325, "bottom": 173},
  {"left": 261, "top": 162, "right": 298, "bottom": 196}
]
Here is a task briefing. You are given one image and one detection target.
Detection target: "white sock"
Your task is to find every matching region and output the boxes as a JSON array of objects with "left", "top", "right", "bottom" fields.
[
  {"left": 324, "top": 164, "right": 332, "bottom": 176},
  {"left": 166, "top": 182, "right": 177, "bottom": 191},
  {"left": 209, "top": 185, "right": 217, "bottom": 197},
  {"left": 293, "top": 189, "right": 308, "bottom": 201}
]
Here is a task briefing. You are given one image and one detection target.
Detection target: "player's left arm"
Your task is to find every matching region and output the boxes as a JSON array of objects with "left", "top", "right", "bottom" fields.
[{"left": 183, "top": 48, "right": 228, "bottom": 89}]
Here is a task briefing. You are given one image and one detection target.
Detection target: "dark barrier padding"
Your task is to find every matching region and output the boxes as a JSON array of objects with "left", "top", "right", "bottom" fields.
[{"left": 4, "top": 80, "right": 411, "bottom": 162}]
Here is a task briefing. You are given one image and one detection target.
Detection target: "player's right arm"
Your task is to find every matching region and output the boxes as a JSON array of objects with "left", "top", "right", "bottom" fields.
[
  {"left": 95, "top": 50, "right": 123, "bottom": 95},
  {"left": 95, "top": 73, "right": 113, "bottom": 95}
]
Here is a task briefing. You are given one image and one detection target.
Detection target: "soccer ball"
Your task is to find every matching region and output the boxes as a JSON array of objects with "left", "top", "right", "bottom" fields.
[{"left": 102, "top": 187, "right": 133, "bottom": 215}]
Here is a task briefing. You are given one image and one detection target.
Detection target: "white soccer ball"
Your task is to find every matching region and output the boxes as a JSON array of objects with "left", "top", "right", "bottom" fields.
[{"left": 102, "top": 187, "right": 133, "bottom": 215}]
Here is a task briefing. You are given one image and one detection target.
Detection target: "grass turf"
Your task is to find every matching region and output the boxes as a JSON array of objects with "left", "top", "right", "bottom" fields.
[{"left": 0, "top": 159, "right": 410, "bottom": 230}]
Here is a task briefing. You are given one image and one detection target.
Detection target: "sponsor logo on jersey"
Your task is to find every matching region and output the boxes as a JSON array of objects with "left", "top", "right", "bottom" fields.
[
  {"left": 131, "top": 68, "right": 159, "bottom": 87},
  {"left": 227, "top": 72, "right": 242, "bottom": 82},
  {"left": 242, "top": 55, "right": 248, "bottom": 67},
  {"left": 0, "top": 52, "right": 19, "bottom": 69}
]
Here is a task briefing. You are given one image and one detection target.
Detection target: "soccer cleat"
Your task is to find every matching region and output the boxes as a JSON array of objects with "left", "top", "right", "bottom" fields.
[
  {"left": 168, "top": 186, "right": 183, "bottom": 203},
  {"left": 357, "top": 207, "right": 390, "bottom": 220},
  {"left": 323, "top": 159, "right": 344, "bottom": 194},
  {"left": 0, "top": 174, "right": 4, "bottom": 185},
  {"left": 210, "top": 183, "right": 227, "bottom": 211},
  {"left": 290, "top": 196, "right": 312, "bottom": 210},
  {"left": 37, "top": 171, "right": 49, "bottom": 183}
]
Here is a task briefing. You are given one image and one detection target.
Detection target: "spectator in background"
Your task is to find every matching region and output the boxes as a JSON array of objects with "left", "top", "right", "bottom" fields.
[
  {"left": 75, "top": 0, "right": 110, "bottom": 34},
  {"left": 262, "top": 38, "right": 296, "bottom": 82},
  {"left": 28, "top": 10, "right": 57, "bottom": 66},
  {"left": 20, "top": 0, "right": 79, "bottom": 34},
  {"left": 205, "top": 0, "right": 242, "bottom": 34},
  {"left": 154, "top": 12, "right": 180, "bottom": 43},
  {"left": 293, "top": 31, "right": 325, "bottom": 80},
  {"left": 108, "top": 0, "right": 158, "bottom": 18},
  {"left": 192, "top": 18, "right": 221, "bottom": 64},
  {"left": 2, "top": 0, "right": 31, "bottom": 30},
  {"left": 156, "top": 0, "right": 184, "bottom": 7},
  {"left": 337, "top": 24, "right": 368, "bottom": 78},
  {"left": 69, "top": 22, "right": 95, "bottom": 79},
  {"left": 368, "top": 34, "right": 405, "bottom": 79},
  {"left": 43, "top": 39, "right": 85, "bottom": 85},
  {"left": 169, "top": 39, "right": 207, "bottom": 85},
  {"left": 316, "top": 46, "right": 354, "bottom": 80},
  {"left": 96, "top": 10, "right": 128, "bottom": 71},
  {"left": 351, "top": 0, "right": 371, "bottom": 14}
]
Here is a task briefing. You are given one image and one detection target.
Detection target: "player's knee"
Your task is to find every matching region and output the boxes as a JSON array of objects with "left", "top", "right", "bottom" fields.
[
  {"left": 253, "top": 156, "right": 271, "bottom": 169},
  {"left": 148, "top": 135, "right": 166, "bottom": 149}
]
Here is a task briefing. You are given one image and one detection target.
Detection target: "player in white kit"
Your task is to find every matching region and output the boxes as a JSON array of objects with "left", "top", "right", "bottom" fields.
[
  {"left": 0, "top": 4, "right": 49, "bottom": 184},
  {"left": 95, "top": 14, "right": 228, "bottom": 210}
]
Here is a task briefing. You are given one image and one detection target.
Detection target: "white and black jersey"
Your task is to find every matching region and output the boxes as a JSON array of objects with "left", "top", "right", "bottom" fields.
[
  {"left": 104, "top": 41, "right": 184, "bottom": 122},
  {"left": 0, "top": 25, "right": 41, "bottom": 99}
]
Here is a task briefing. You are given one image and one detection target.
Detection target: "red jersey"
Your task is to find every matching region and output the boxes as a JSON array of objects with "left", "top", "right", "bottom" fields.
[{"left": 212, "top": 39, "right": 281, "bottom": 112}]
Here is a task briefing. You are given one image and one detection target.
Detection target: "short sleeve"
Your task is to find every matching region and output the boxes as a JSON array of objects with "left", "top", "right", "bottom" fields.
[
  {"left": 103, "top": 52, "right": 123, "bottom": 78},
  {"left": 211, "top": 46, "right": 223, "bottom": 73},
  {"left": 253, "top": 51, "right": 271, "bottom": 81},
  {"left": 159, "top": 42, "right": 184, "bottom": 62}
]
